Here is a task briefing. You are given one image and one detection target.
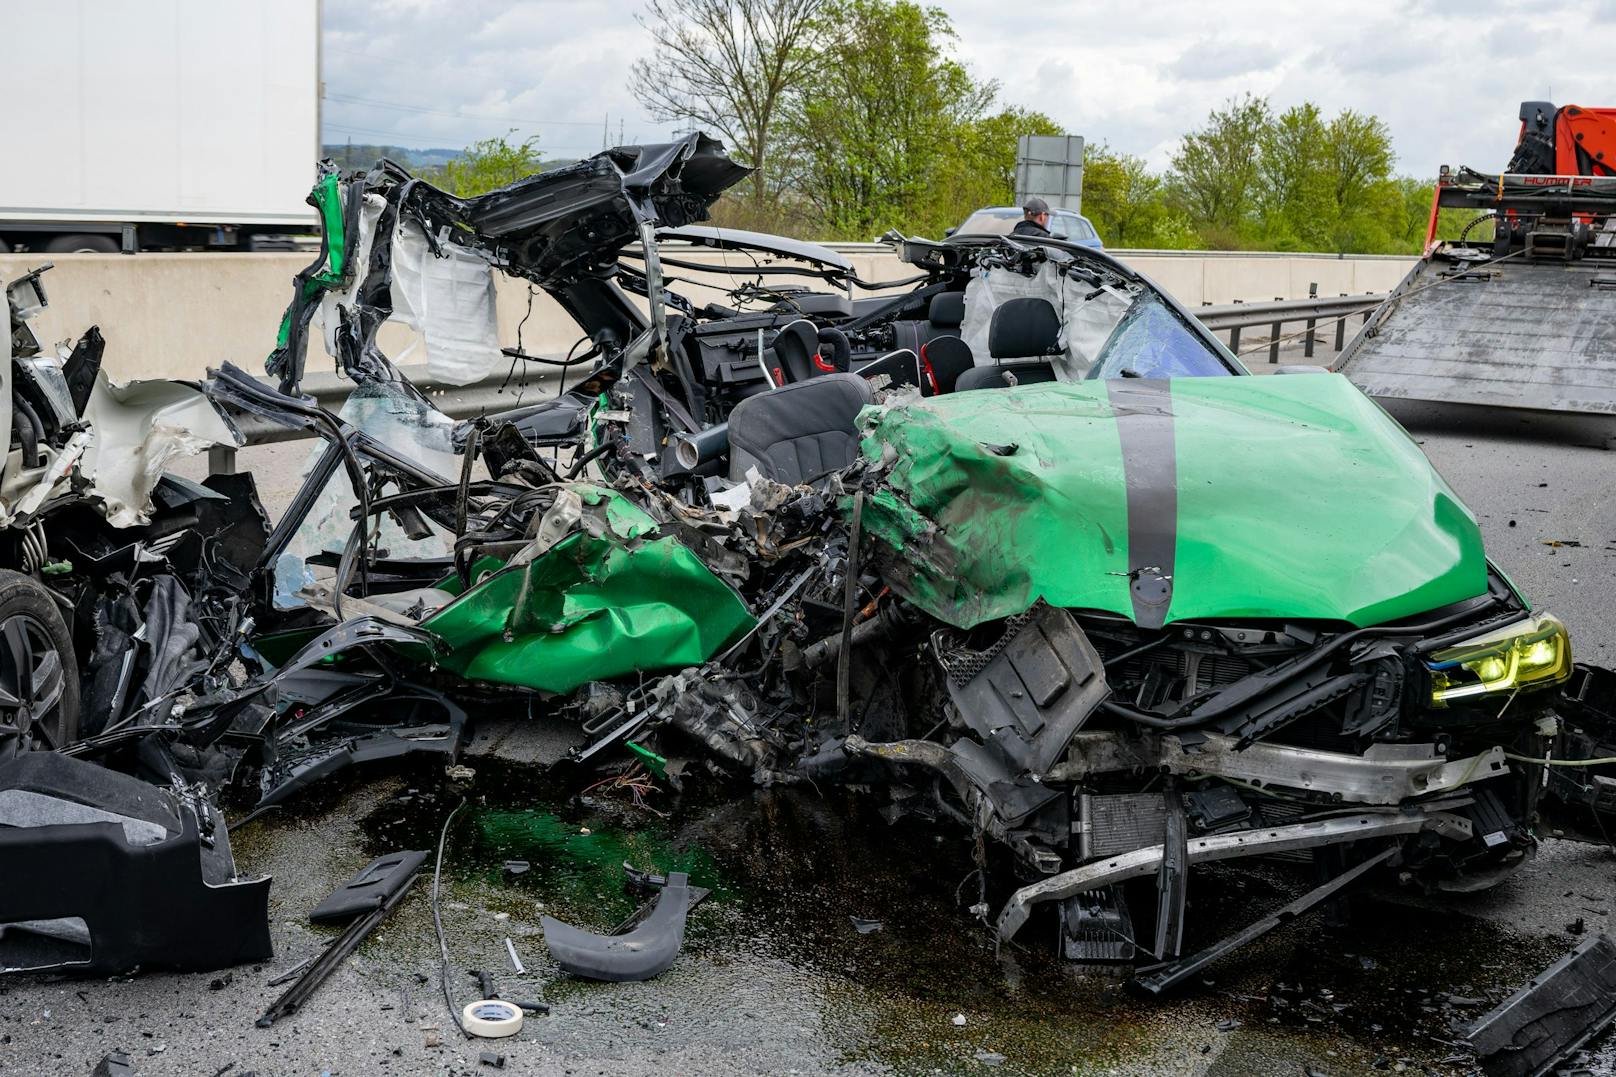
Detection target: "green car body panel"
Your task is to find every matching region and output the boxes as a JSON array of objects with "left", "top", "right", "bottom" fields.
[
  {"left": 421, "top": 485, "right": 755, "bottom": 694},
  {"left": 857, "top": 373, "right": 1488, "bottom": 630}
]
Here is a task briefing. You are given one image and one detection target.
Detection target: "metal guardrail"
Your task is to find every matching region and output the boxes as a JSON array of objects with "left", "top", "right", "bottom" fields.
[
  {"left": 1196, "top": 292, "right": 1386, "bottom": 363},
  {"left": 214, "top": 292, "right": 1389, "bottom": 468}
]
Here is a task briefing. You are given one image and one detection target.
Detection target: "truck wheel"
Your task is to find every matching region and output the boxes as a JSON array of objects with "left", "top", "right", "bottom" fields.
[
  {"left": 44, "top": 233, "right": 118, "bottom": 254},
  {"left": 0, "top": 569, "right": 81, "bottom": 756}
]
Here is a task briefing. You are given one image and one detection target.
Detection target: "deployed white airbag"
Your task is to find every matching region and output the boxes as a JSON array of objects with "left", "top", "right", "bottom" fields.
[{"left": 389, "top": 220, "right": 501, "bottom": 385}]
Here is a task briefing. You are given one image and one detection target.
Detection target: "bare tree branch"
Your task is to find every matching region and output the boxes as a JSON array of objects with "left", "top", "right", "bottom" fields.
[{"left": 630, "top": 0, "right": 826, "bottom": 215}]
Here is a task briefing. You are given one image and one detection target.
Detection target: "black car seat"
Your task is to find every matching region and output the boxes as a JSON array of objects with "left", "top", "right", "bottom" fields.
[
  {"left": 816, "top": 326, "right": 853, "bottom": 373},
  {"left": 768, "top": 319, "right": 826, "bottom": 384},
  {"left": 727, "top": 373, "right": 873, "bottom": 485},
  {"left": 954, "top": 296, "right": 1064, "bottom": 392},
  {"left": 918, "top": 336, "right": 975, "bottom": 394},
  {"left": 926, "top": 291, "right": 966, "bottom": 340}
]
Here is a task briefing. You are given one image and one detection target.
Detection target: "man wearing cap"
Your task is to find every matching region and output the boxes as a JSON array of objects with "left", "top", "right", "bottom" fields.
[{"left": 1011, "top": 197, "right": 1052, "bottom": 238}]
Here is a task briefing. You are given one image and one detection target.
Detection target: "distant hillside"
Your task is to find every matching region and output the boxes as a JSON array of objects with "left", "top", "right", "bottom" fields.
[
  {"left": 320, "top": 144, "right": 464, "bottom": 170},
  {"left": 319, "top": 144, "right": 580, "bottom": 177}
]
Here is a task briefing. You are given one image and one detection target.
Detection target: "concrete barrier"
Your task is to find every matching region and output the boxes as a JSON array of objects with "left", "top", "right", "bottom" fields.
[{"left": 1, "top": 247, "right": 1414, "bottom": 382}]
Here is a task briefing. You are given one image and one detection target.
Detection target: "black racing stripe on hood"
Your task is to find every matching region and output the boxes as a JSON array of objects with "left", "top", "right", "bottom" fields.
[{"left": 1107, "top": 380, "right": 1176, "bottom": 629}]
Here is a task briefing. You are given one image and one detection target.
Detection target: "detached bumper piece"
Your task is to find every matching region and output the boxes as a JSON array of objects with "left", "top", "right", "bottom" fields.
[
  {"left": 0, "top": 753, "right": 270, "bottom": 975},
  {"left": 1465, "top": 934, "right": 1616, "bottom": 1077},
  {"left": 542, "top": 871, "right": 692, "bottom": 982}
]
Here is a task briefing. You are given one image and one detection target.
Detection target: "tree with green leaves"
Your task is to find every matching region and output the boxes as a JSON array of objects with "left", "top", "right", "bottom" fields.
[
  {"left": 782, "top": 0, "right": 989, "bottom": 238},
  {"left": 1167, "top": 95, "right": 1270, "bottom": 246},
  {"left": 1255, "top": 103, "right": 1330, "bottom": 249},
  {"left": 778, "top": 0, "right": 1057, "bottom": 238},
  {"left": 434, "top": 132, "right": 544, "bottom": 196},
  {"left": 630, "top": 0, "right": 826, "bottom": 224},
  {"left": 1082, "top": 143, "right": 1195, "bottom": 248}
]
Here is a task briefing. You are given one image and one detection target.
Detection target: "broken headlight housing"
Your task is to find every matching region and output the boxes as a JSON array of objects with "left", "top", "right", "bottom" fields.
[{"left": 1427, "top": 612, "right": 1572, "bottom": 705}]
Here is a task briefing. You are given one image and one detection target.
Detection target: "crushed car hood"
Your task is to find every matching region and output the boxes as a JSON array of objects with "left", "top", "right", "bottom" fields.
[{"left": 858, "top": 373, "right": 1487, "bottom": 629}]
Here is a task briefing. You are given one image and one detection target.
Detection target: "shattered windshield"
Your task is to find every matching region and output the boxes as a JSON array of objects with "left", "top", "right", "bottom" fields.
[{"left": 1087, "top": 295, "right": 1235, "bottom": 380}]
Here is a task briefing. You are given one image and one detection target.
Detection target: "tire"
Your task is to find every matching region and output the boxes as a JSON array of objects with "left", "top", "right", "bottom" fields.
[
  {"left": 0, "top": 569, "right": 80, "bottom": 756},
  {"left": 43, "top": 233, "right": 119, "bottom": 254}
]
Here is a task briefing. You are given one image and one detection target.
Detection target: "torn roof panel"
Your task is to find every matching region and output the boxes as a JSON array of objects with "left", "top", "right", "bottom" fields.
[{"left": 451, "top": 134, "right": 751, "bottom": 287}]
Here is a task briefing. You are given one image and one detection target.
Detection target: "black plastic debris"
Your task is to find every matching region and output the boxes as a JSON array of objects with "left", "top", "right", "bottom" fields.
[
  {"left": 256, "top": 850, "right": 426, "bottom": 1027},
  {"left": 1465, "top": 933, "right": 1616, "bottom": 1076},
  {"left": 0, "top": 752, "right": 270, "bottom": 975},
  {"left": 542, "top": 871, "right": 691, "bottom": 982},
  {"left": 309, "top": 850, "right": 428, "bottom": 924},
  {"left": 90, "top": 1052, "right": 132, "bottom": 1077}
]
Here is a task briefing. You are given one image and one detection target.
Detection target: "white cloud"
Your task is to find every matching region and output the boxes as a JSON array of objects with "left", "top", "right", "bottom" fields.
[{"left": 320, "top": 0, "right": 1616, "bottom": 179}]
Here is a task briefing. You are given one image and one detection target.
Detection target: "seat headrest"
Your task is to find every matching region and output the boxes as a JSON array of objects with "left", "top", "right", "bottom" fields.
[
  {"left": 928, "top": 291, "right": 966, "bottom": 328},
  {"left": 989, "top": 297, "right": 1062, "bottom": 359},
  {"left": 771, "top": 319, "right": 822, "bottom": 382}
]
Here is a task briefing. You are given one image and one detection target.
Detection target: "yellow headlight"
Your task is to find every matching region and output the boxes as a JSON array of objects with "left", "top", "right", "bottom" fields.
[{"left": 1428, "top": 612, "right": 1572, "bottom": 705}]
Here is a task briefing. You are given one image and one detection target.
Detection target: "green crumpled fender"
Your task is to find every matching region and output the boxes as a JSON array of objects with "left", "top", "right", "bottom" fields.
[
  {"left": 421, "top": 484, "right": 754, "bottom": 694},
  {"left": 856, "top": 374, "right": 1488, "bottom": 631}
]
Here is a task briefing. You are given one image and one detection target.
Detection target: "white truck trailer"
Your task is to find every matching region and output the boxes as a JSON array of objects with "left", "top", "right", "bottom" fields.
[{"left": 0, "top": 0, "right": 320, "bottom": 252}]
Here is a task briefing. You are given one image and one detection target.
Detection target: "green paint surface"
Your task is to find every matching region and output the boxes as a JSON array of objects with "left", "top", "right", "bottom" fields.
[
  {"left": 422, "top": 484, "right": 754, "bottom": 693},
  {"left": 859, "top": 373, "right": 1487, "bottom": 629},
  {"left": 274, "top": 170, "right": 348, "bottom": 350}
]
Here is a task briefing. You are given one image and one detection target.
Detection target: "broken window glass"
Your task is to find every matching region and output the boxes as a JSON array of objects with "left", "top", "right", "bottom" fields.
[
  {"left": 1087, "top": 296, "right": 1233, "bottom": 380},
  {"left": 273, "top": 380, "right": 460, "bottom": 610}
]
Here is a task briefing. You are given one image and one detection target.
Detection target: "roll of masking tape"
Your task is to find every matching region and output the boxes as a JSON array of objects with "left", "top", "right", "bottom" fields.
[{"left": 463, "top": 998, "right": 524, "bottom": 1038}]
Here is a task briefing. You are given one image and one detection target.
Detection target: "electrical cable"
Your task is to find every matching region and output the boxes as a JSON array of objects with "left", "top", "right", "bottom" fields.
[
  {"left": 433, "top": 799, "right": 470, "bottom": 1039},
  {"left": 837, "top": 491, "right": 865, "bottom": 727},
  {"left": 1502, "top": 751, "right": 1616, "bottom": 767}
]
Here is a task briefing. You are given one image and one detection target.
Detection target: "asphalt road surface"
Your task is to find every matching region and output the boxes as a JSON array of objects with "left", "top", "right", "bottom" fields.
[{"left": 5, "top": 393, "right": 1614, "bottom": 1077}]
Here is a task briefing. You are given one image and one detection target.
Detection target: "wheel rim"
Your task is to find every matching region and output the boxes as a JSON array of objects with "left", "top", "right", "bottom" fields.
[{"left": 0, "top": 613, "right": 69, "bottom": 750}]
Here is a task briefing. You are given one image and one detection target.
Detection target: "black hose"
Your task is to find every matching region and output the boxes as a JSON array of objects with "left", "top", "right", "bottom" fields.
[
  {"left": 565, "top": 437, "right": 620, "bottom": 480},
  {"left": 433, "top": 799, "right": 470, "bottom": 1039},
  {"left": 12, "top": 396, "right": 43, "bottom": 468}
]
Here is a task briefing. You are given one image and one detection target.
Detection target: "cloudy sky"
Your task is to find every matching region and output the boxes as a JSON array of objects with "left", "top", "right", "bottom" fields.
[{"left": 322, "top": 0, "right": 1616, "bottom": 177}]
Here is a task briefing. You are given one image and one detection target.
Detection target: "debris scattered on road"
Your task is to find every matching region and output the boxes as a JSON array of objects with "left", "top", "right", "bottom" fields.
[
  {"left": 255, "top": 850, "right": 425, "bottom": 1027},
  {"left": 543, "top": 871, "right": 691, "bottom": 982},
  {"left": 1465, "top": 934, "right": 1616, "bottom": 1077},
  {"left": 462, "top": 999, "right": 523, "bottom": 1038},
  {"left": 91, "top": 1051, "right": 132, "bottom": 1077}
]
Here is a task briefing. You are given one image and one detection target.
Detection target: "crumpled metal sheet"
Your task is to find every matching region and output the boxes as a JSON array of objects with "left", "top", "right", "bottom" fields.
[
  {"left": 422, "top": 485, "right": 755, "bottom": 694},
  {"left": 79, "top": 373, "right": 239, "bottom": 528}
]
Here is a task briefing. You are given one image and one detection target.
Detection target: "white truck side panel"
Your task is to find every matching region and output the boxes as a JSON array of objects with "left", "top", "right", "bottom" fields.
[{"left": 0, "top": 0, "right": 318, "bottom": 225}]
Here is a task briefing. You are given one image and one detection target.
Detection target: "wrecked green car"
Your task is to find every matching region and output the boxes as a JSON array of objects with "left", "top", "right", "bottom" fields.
[{"left": 42, "top": 134, "right": 1613, "bottom": 987}]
